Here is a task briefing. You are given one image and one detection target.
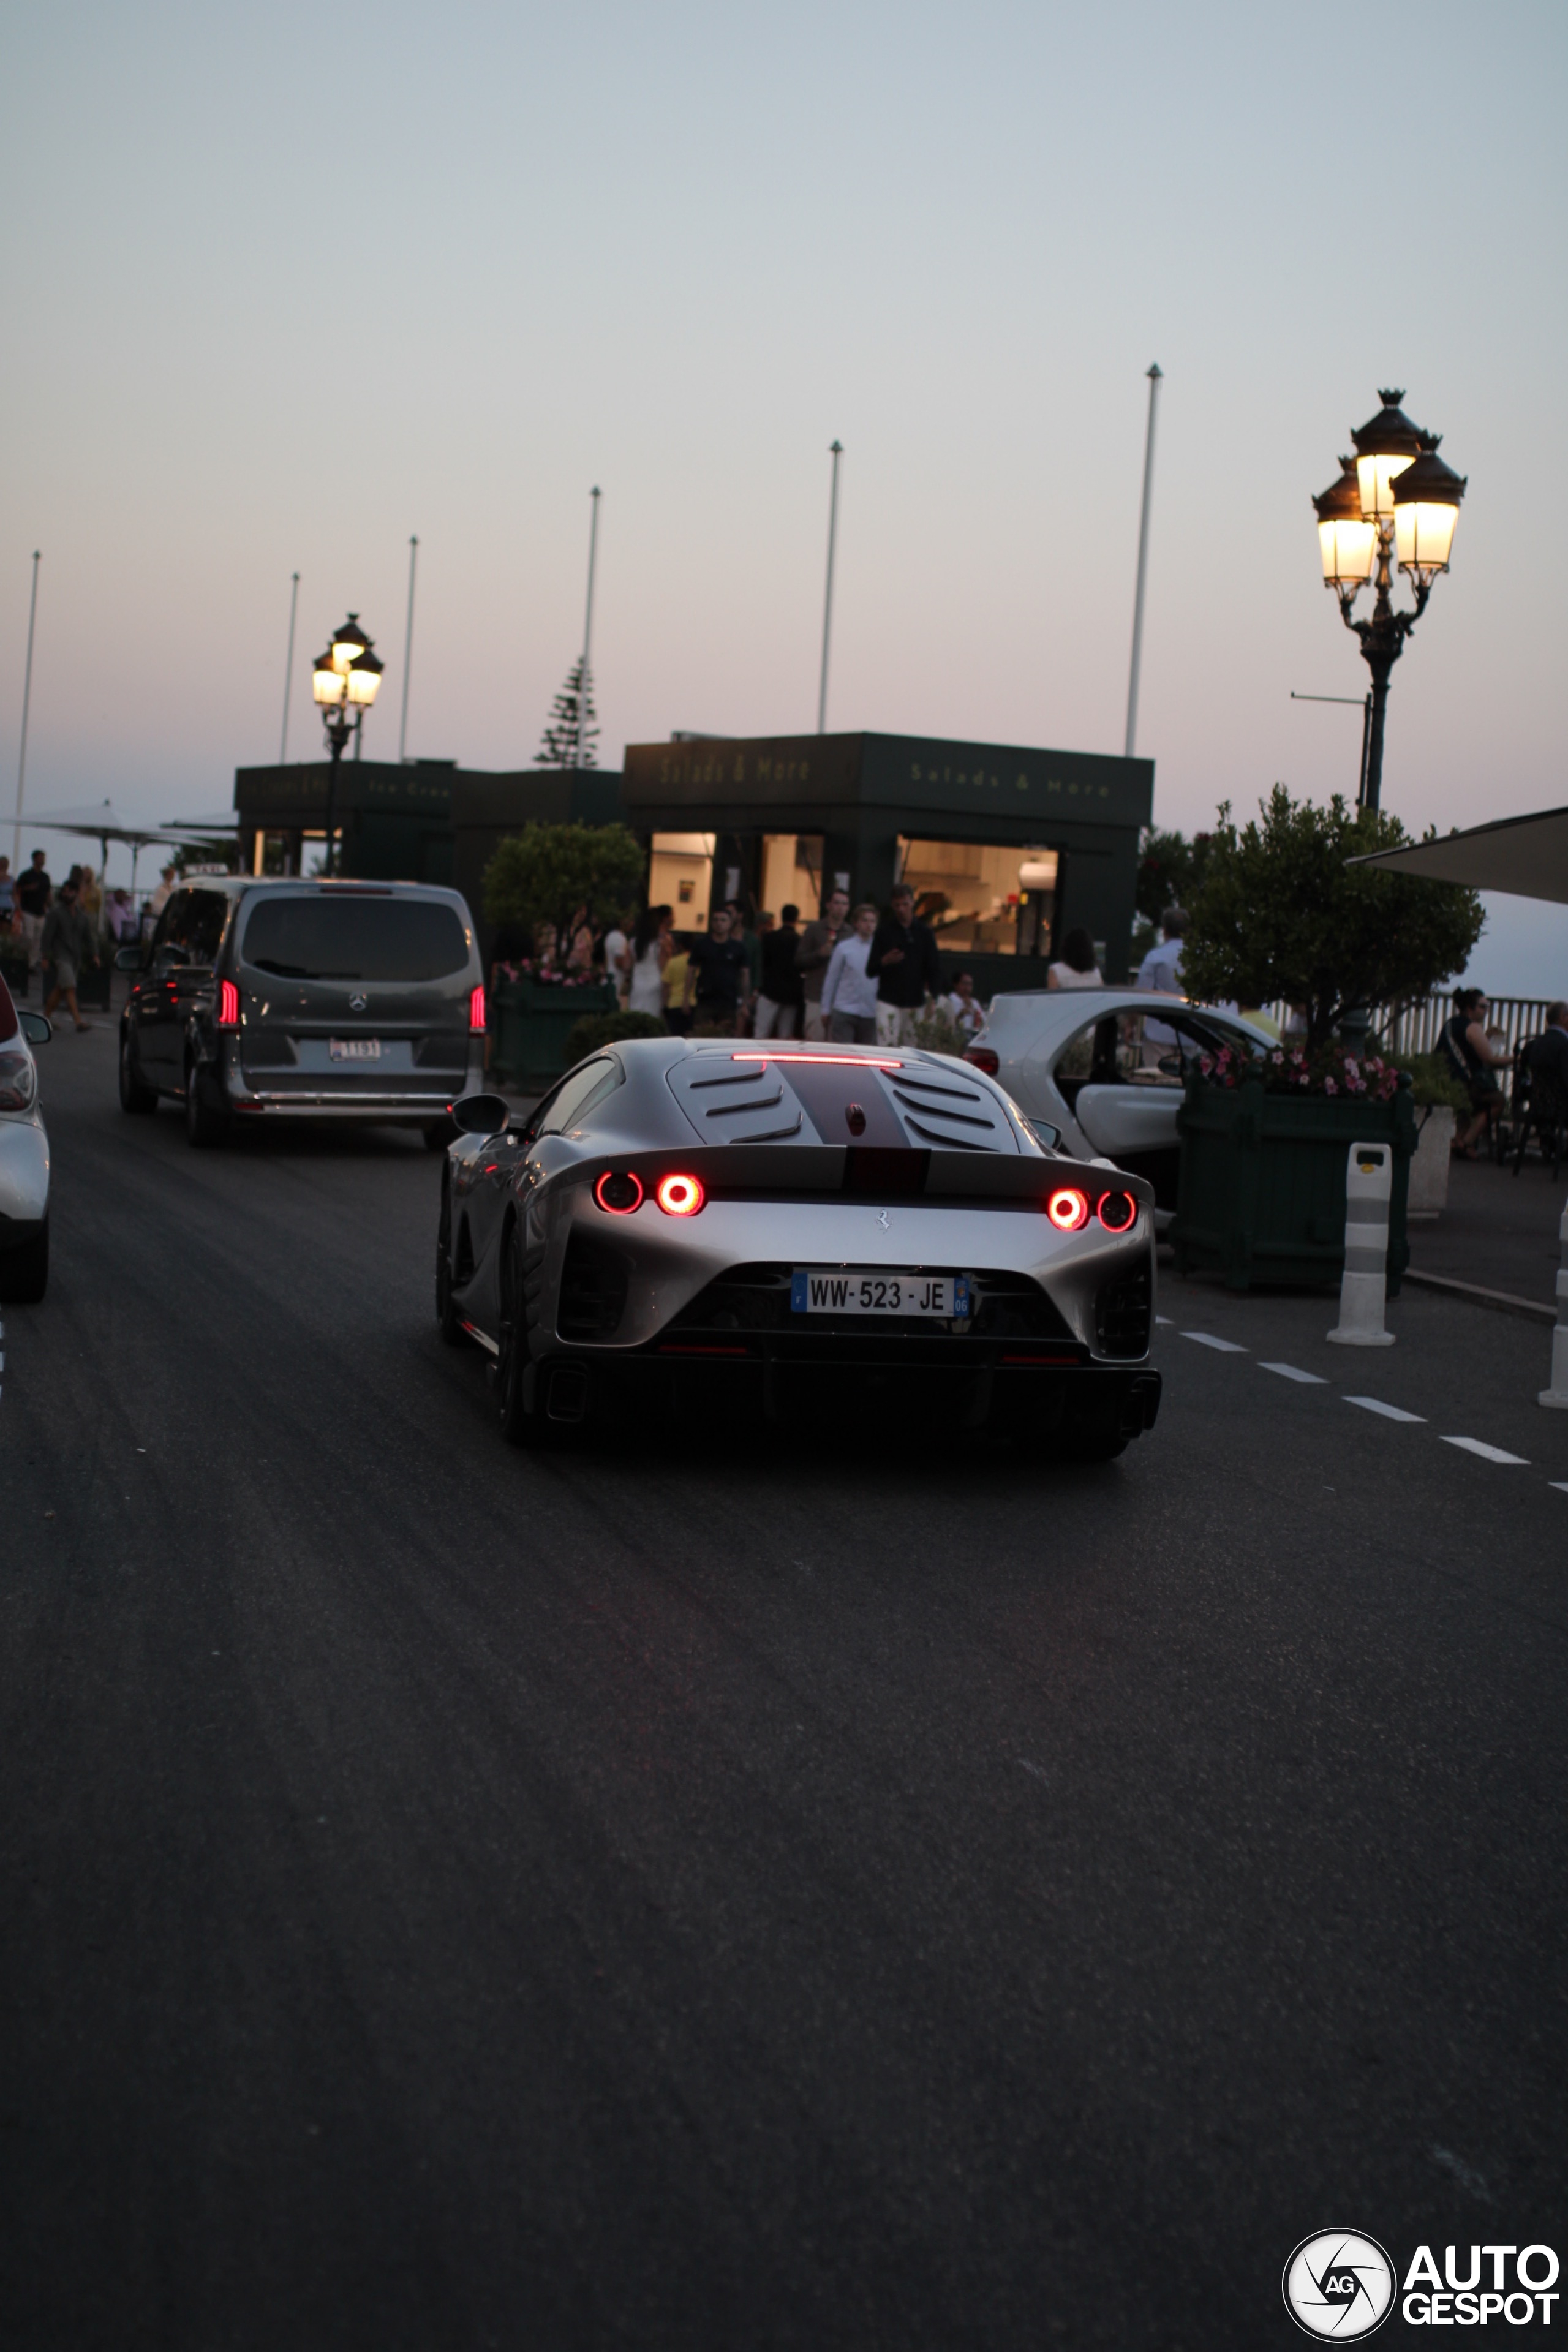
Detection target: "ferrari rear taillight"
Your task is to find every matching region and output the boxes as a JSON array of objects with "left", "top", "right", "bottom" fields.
[
  {"left": 469, "top": 984, "right": 486, "bottom": 1033},
  {"left": 594, "top": 1169, "right": 644, "bottom": 1215},
  {"left": 656, "top": 1172, "right": 706, "bottom": 1217},
  {"left": 217, "top": 979, "right": 241, "bottom": 1028},
  {"left": 964, "top": 1046, "right": 999, "bottom": 1076},
  {"left": 1096, "top": 1189, "right": 1138, "bottom": 1233},
  {"left": 1046, "top": 1186, "right": 1090, "bottom": 1232}
]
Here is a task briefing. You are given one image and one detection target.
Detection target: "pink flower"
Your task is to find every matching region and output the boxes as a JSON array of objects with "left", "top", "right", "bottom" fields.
[{"left": 1324, "top": 1077, "right": 1338, "bottom": 1095}]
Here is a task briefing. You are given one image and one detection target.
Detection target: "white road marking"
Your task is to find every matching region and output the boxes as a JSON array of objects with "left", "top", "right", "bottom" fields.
[
  {"left": 1182, "top": 1332, "right": 1247, "bottom": 1352},
  {"left": 1259, "top": 1362, "right": 1326, "bottom": 1384},
  {"left": 1155, "top": 1315, "right": 1174, "bottom": 1326},
  {"left": 1345, "top": 1396, "right": 1425, "bottom": 1423},
  {"left": 1441, "top": 1436, "right": 1530, "bottom": 1466},
  {"left": 1551, "top": 1484, "right": 1568, "bottom": 1497},
  {"left": 1018, "top": 1760, "right": 1050, "bottom": 1784}
]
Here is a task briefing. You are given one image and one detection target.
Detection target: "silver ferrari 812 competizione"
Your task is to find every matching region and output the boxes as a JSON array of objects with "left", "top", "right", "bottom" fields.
[{"left": 437, "top": 1037, "right": 1161, "bottom": 1456}]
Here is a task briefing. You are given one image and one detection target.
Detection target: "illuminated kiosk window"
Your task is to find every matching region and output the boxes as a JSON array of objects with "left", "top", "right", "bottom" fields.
[
  {"left": 760, "top": 833, "right": 824, "bottom": 920},
  {"left": 649, "top": 832, "right": 715, "bottom": 926},
  {"left": 894, "top": 838, "right": 1058, "bottom": 956}
]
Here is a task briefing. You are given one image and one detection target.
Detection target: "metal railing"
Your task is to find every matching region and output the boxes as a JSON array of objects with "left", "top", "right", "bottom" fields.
[{"left": 1264, "top": 995, "right": 1556, "bottom": 1063}]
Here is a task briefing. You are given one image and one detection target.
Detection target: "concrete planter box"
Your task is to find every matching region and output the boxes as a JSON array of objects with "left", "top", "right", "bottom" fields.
[
  {"left": 1173, "top": 1076, "right": 1416, "bottom": 1293},
  {"left": 1406, "top": 1105, "right": 1456, "bottom": 1218},
  {"left": 491, "top": 978, "right": 618, "bottom": 1092}
]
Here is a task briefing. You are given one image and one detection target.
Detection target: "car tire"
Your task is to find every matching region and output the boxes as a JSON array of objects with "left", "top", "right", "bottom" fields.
[
  {"left": 184, "top": 1057, "right": 229, "bottom": 1148},
  {"left": 119, "top": 1028, "right": 158, "bottom": 1114},
  {"left": 494, "top": 1223, "right": 557, "bottom": 1447},
  {"left": 0, "top": 1217, "right": 48, "bottom": 1303},
  {"left": 436, "top": 1175, "right": 466, "bottom": 1347}
]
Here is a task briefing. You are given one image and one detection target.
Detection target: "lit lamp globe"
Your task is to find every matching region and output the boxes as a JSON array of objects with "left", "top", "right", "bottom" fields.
[
  {"left": 345, "top": 646, "right": 383, "bottom": 708},
  {"left": 330, "top": 613, "right": 372, "bottom": 676},
  {"left": 1392, "top": 446, "right": 1466, "bottom": 584},
  {"left": 312, "top": 649, "right": 347, "bottom": 707},
  {"left": 1312, "top": 458, "right": 1377, "bottom": 591},
  {"left": 1349, "top": 389, "right": 1425, "bottom": 520}
]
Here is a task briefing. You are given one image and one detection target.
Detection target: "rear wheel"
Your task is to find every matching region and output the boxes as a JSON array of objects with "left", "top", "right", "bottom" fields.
[
  {"left": 119, "top": 1027, "right": 157, "bottom": 1114},
  {"left": 0, "top": 1217, "right": 48, "bottom": 1303},
  {"left": 184, "top": 1057, "right": 229, "bottom": 1148}
]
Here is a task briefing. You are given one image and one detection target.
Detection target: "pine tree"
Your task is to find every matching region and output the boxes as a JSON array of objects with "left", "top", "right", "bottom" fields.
[{"left": 535, "top": 658, "right": 600, "bottom": 768}]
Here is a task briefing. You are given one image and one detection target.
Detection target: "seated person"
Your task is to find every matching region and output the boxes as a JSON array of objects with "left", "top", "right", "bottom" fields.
[{"left": 1441, "top": 987, "right": 1510, "bottom": 1156}]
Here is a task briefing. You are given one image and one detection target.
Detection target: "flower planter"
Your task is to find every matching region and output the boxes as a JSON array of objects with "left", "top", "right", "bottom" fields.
[
  {"left": 1405, "top": 1105, "right": 1455, "bottom": 1218},
  {"left": 1172, "top": 1075, "right": 1416, "bottom": 1293},
  {"left": 491, "top": 978, "right": 618, "bottom": 1093}
]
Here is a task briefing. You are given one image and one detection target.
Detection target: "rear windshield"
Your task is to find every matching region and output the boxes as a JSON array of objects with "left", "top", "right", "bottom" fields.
[{"left": 239, "top": 896, "right": 469, "bottom": 982}]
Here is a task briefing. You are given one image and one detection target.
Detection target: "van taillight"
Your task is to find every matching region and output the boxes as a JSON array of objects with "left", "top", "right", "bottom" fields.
[
  {"left": 217, "top": 980, "right": 241, "bottom": 1028},
  {"left": 469, "top": 985, "right": 486, "bottom": 1033},
  {"left": 965, "top": 1046, "right": 999, "bottom": 1076}
]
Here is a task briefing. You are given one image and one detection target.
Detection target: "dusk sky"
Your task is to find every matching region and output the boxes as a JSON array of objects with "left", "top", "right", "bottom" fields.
[{"left": 4, "top": 2, "right": 1564, "bottom": 979}]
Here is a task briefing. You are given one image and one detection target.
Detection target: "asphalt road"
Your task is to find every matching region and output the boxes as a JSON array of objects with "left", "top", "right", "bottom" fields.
[{"left": 5, "top": 1022, "right": 1567, "bottom": 2350}]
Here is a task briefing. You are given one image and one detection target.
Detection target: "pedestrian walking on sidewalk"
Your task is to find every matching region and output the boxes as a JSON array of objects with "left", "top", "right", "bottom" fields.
[
  {"left": 821, "top": 902, "right": 881, "bottom": 1046},
  {"left": 42, "top": 878, "right": 97, "bottom": 1031},
  {"left": 867, "top": 886, "right": 941, "bottom": 1047}
]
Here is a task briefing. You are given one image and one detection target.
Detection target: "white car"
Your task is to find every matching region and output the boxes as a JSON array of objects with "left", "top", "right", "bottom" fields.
[
  {"left": 964, "top": 989, "right": 1276, "bottom": 1218},
  {"left": 0, "top": 976, "right": 51, "bottom": 1302}
]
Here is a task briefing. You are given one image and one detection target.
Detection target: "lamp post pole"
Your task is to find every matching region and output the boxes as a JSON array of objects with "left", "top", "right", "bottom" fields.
[
  {"left": 279, "top": 571, "right": 300, "bottom": 764},
  {"left": 1124, "top": 366, "right": 1161, "bottom": 759},
  {"left": 399, "top": 537, "right": 418, "bottom": 764},
  {"left": 1311, "top": 391, "right": 1466, "bottom": 813},
  {"left": 12, "top": 550, "right": 40, "bottom": 873},
  {"left": 578, "top": 489, "right": 600, "bottom": 771},
  {"left": 818, "top": 440, "right": 842, "bottom": 734},
  {"left": 312, "top": 615, "right": 383, "bottom": 875}
]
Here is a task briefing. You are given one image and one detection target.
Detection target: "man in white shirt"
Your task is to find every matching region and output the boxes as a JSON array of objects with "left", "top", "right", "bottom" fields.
[
  {"left": 1136, "top": 906, "right": 1186, "bottom": 994},
  {"left": 601, "top": 923, "right": 631, "bottom": 1007},
  {"left": 820, "top": 902, "right": 880, "bottom": 1044}
]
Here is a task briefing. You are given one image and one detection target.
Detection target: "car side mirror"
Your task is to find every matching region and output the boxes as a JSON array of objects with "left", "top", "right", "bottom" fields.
[
  {"left": 1026, "top": 1117, "right": 1061, "bottom": 1151},
  {"left": 450, "top": 1091, "right": 513, "bottom": 1137},
  {"left": 20, "top": 1011, "right": 52, "bottom": 1046},
  {"left": 114, "top": 944, "right": 146, "bottom": 972}
]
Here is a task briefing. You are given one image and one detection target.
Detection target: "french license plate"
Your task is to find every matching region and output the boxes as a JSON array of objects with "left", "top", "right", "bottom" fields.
[
  {"left": 328, "top": 1038, "right": 382, "bottom": 1062},
  {"left": 791, "top": 1268, "right": 970, "bottom": 1318}
]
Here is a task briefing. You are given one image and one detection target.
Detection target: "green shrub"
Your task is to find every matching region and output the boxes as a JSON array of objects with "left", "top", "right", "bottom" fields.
[
  {"left": 561, "top": 1009, "right": 668, "bottom": 1065},
  {"left": 482, "top": 821, "right": 644, "bottom": 947},
  {"left": 1397, "top": 1050, "right": 1471, "bottom": 1112}
]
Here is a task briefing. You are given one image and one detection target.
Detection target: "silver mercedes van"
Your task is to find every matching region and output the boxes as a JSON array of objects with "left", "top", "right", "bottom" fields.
[{"left": 117, "top": 877, "right": 487, "bottom": 1147}]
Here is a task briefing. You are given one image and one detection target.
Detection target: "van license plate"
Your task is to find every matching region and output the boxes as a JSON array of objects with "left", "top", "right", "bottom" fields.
[
  {"left": 329, "top": 1038, "right": 382, "bottom": 1061},
  {"left": 791, "top": 1269, "right": 970, "bottom": 1317}
]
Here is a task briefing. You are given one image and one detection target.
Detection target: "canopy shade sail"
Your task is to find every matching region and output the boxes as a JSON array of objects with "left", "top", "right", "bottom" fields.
[{"left": 1349, "top": 804, "right": 1568, "bottom": 908}]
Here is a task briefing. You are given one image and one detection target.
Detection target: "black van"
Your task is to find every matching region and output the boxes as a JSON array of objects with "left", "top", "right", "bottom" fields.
[{"left": 117, "top": 878, "right": 488, "bottom": 1147}]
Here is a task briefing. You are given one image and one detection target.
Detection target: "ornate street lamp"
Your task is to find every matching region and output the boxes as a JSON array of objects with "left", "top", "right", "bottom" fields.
[
  {"left": 310, "top": 612, "right": 383, "bottom": 873},
  {"left": 1311, "top": 391, "right": 1466, "bottom": 810}
]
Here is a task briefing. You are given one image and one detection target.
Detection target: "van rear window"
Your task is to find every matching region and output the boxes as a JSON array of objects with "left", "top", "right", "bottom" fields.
[{"left": 239, "top": 897, "right": 469, "bottom": 981}]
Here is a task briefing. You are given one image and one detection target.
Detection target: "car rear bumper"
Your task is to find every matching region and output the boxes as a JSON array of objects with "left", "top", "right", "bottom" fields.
[
  {"left": 527, "top": 1337, "right": 1161, "bottom": 1441},
  {"left": 0, "top": 1120, "right": 50, "bottom": 1223}
]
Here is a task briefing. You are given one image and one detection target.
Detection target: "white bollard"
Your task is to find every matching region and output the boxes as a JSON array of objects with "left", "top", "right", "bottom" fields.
[
  {"left": 1538, "top": 1197, "right": 1568, "bottom": 1410},
  {"left": 1327, "top": 1139, "right": 1396, "bottom": 1347}
]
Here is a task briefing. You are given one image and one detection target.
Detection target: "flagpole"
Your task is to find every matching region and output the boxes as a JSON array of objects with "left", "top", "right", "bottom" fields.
[
  {"left": 577, "top": 489, "right": 600, "bottom": 769},
  {"left": 817, "top": 442, "right": 842, "bottom": 734},
  {"left": 279, "top": 571, "right": 300, "bottom": 764},
  {"left": 1124, "top": 366, "right": 1162, "bottom": 758},
  {"left": 399, "top": 536, "right": 418, "bottom": 763},
  {"left": 12, "top": 551, "right": 41, "bottom": 872}
]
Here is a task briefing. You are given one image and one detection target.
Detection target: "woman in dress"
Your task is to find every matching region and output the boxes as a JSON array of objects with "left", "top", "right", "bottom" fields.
[
  {"left": 628, "top": 905, "right": 673, "bottom": 1022},
  {"left": 1046, "top": 927, "right": 1104, "bottom": 990}
]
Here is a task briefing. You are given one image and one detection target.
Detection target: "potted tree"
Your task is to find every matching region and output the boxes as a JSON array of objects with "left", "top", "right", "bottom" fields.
[
  {"left": 483, "top": 821, "right": 644, "bottom": 1090},
  {"left": 1172, "top": 788, "right": 1482, "bottom": 1291}
]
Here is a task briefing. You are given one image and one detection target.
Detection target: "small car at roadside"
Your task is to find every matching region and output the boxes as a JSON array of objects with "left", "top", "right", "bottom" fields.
[
  {"left": 963, "top": 989, "right": 1276, "bottom": 1216},
  {"left": 0, "top": 974, "right": 53, "bottom": 1302},
  {"left": 117, "top": 876, "right": 487, "bottom": 1147}
]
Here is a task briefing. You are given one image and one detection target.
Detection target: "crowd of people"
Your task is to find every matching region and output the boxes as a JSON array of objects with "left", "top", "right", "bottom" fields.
[
  {"left": 490, "top": 886, "right": 992, "bottom": 1047},
  {"left": 0, "top": 850, "right": 179, "bottom": 1032}
]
